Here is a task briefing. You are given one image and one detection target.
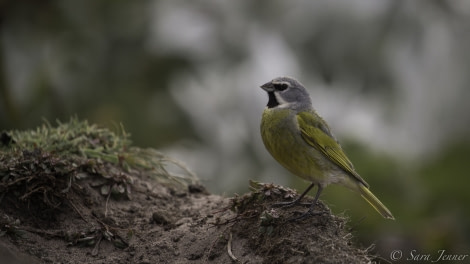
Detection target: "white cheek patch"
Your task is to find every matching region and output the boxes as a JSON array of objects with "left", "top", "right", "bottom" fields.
[{"left": 274, "top": 92, "right": 292, "bottom": 108}]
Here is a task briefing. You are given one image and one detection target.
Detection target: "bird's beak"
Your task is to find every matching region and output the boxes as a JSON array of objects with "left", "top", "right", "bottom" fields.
[{"left": 260, "top": 81, "right": 274, "bottom": 92}]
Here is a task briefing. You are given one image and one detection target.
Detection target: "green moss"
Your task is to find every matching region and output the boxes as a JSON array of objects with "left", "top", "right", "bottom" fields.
[{"left": 0, "top": 117, "right": 197, "bottom": 188}]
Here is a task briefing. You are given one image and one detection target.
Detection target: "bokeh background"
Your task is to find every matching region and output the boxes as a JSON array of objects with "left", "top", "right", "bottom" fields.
[{"left": 1, "top": 0, "right": 469, "bottom": 262}]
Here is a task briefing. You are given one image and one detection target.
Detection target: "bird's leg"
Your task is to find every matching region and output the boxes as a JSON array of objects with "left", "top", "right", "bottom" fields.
[
  {"left": 289, "top": 185, "right": 324, "bottom": 221},
  {"left": 272, "top": 182, "right": 315, "bottom": 208}
]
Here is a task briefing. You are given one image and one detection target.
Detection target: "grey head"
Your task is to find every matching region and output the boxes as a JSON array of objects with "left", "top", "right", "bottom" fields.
[{"left": 260, "top": 77, "right": 313, "bottom": 111}]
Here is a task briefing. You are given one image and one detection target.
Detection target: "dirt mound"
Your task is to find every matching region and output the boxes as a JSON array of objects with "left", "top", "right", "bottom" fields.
[
  {"left": 225, "top": 182, "right": 371, "bottom": 264},
  {"left": 0, "top": 120, "right": 373, "bottom": 263}
]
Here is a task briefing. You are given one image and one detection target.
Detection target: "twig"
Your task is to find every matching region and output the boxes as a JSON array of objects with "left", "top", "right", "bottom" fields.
[
  {"left": 227, "top": 232, "right": 240, "bottom": 263},
  {"left": 105, "top": 192, "right": 111, "bottom": 218},
  {"left": 3, "top": 176, "right": 30, "bottom": 187},
  {"left": 22, "top": 226, "right": 64, "bottom": 239},
  {"left": 68, "top": 198, "right": 88, "bottom": 223},
  {"left": 92, "top": 233, "right": 103, "bottom": 256}
]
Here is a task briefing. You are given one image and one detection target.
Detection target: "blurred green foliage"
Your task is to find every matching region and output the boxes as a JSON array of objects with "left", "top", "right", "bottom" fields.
[
  {"left": 318, "top": 140, "right": 470, "bottom": 261},
  {"left": 0, "top": 0, "right": 193, "bottom": 148}
]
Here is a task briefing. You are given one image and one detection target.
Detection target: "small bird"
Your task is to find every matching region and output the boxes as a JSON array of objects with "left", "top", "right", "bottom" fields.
[{"left": 259, "top": 77, "right": 394, "bottom": 220}]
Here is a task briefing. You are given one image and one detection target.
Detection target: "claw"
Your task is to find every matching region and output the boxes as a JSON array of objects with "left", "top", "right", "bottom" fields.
[{"left": 272, "top": 183, "right": 325, "bottom": 221}]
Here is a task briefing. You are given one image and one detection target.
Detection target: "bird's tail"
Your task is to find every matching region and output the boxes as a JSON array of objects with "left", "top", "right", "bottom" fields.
[{"left": 358, "top": 183, "right": 395, "bottom": 220}]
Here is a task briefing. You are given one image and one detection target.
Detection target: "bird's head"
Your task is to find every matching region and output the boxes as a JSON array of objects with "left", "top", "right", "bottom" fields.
[{"left": 260, "top": 77, "right": 312, "bottom": 110}]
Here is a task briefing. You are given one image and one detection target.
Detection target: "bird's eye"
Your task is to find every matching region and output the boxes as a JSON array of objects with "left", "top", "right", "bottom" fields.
[{"left": 274, "top": 83, "right": 288, "bottom": 91}]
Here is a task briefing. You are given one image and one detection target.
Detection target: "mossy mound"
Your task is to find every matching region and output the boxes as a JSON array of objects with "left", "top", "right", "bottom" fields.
[{"left": 0, "top": 118, "right": 373, "bottom": 264}]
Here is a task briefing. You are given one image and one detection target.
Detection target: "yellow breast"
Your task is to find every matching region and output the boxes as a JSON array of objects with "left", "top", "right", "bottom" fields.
[{"left": 260, "top": 108, "right": 330, "bottom": 183}]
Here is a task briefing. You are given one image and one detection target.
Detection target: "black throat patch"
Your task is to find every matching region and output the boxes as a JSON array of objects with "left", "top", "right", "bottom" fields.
[{"left": 267, "top": 92, "right": 279, "bottom": 108}]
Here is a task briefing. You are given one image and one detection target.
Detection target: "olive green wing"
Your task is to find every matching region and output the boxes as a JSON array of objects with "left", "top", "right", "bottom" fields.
[{"left": 296, "top": 111, "right": 369, "bottom": 188}]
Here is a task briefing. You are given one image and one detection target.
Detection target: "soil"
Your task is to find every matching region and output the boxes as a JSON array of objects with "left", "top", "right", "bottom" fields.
[{"left": 0, "top": 147, "right": 373, "bottom": 264}]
